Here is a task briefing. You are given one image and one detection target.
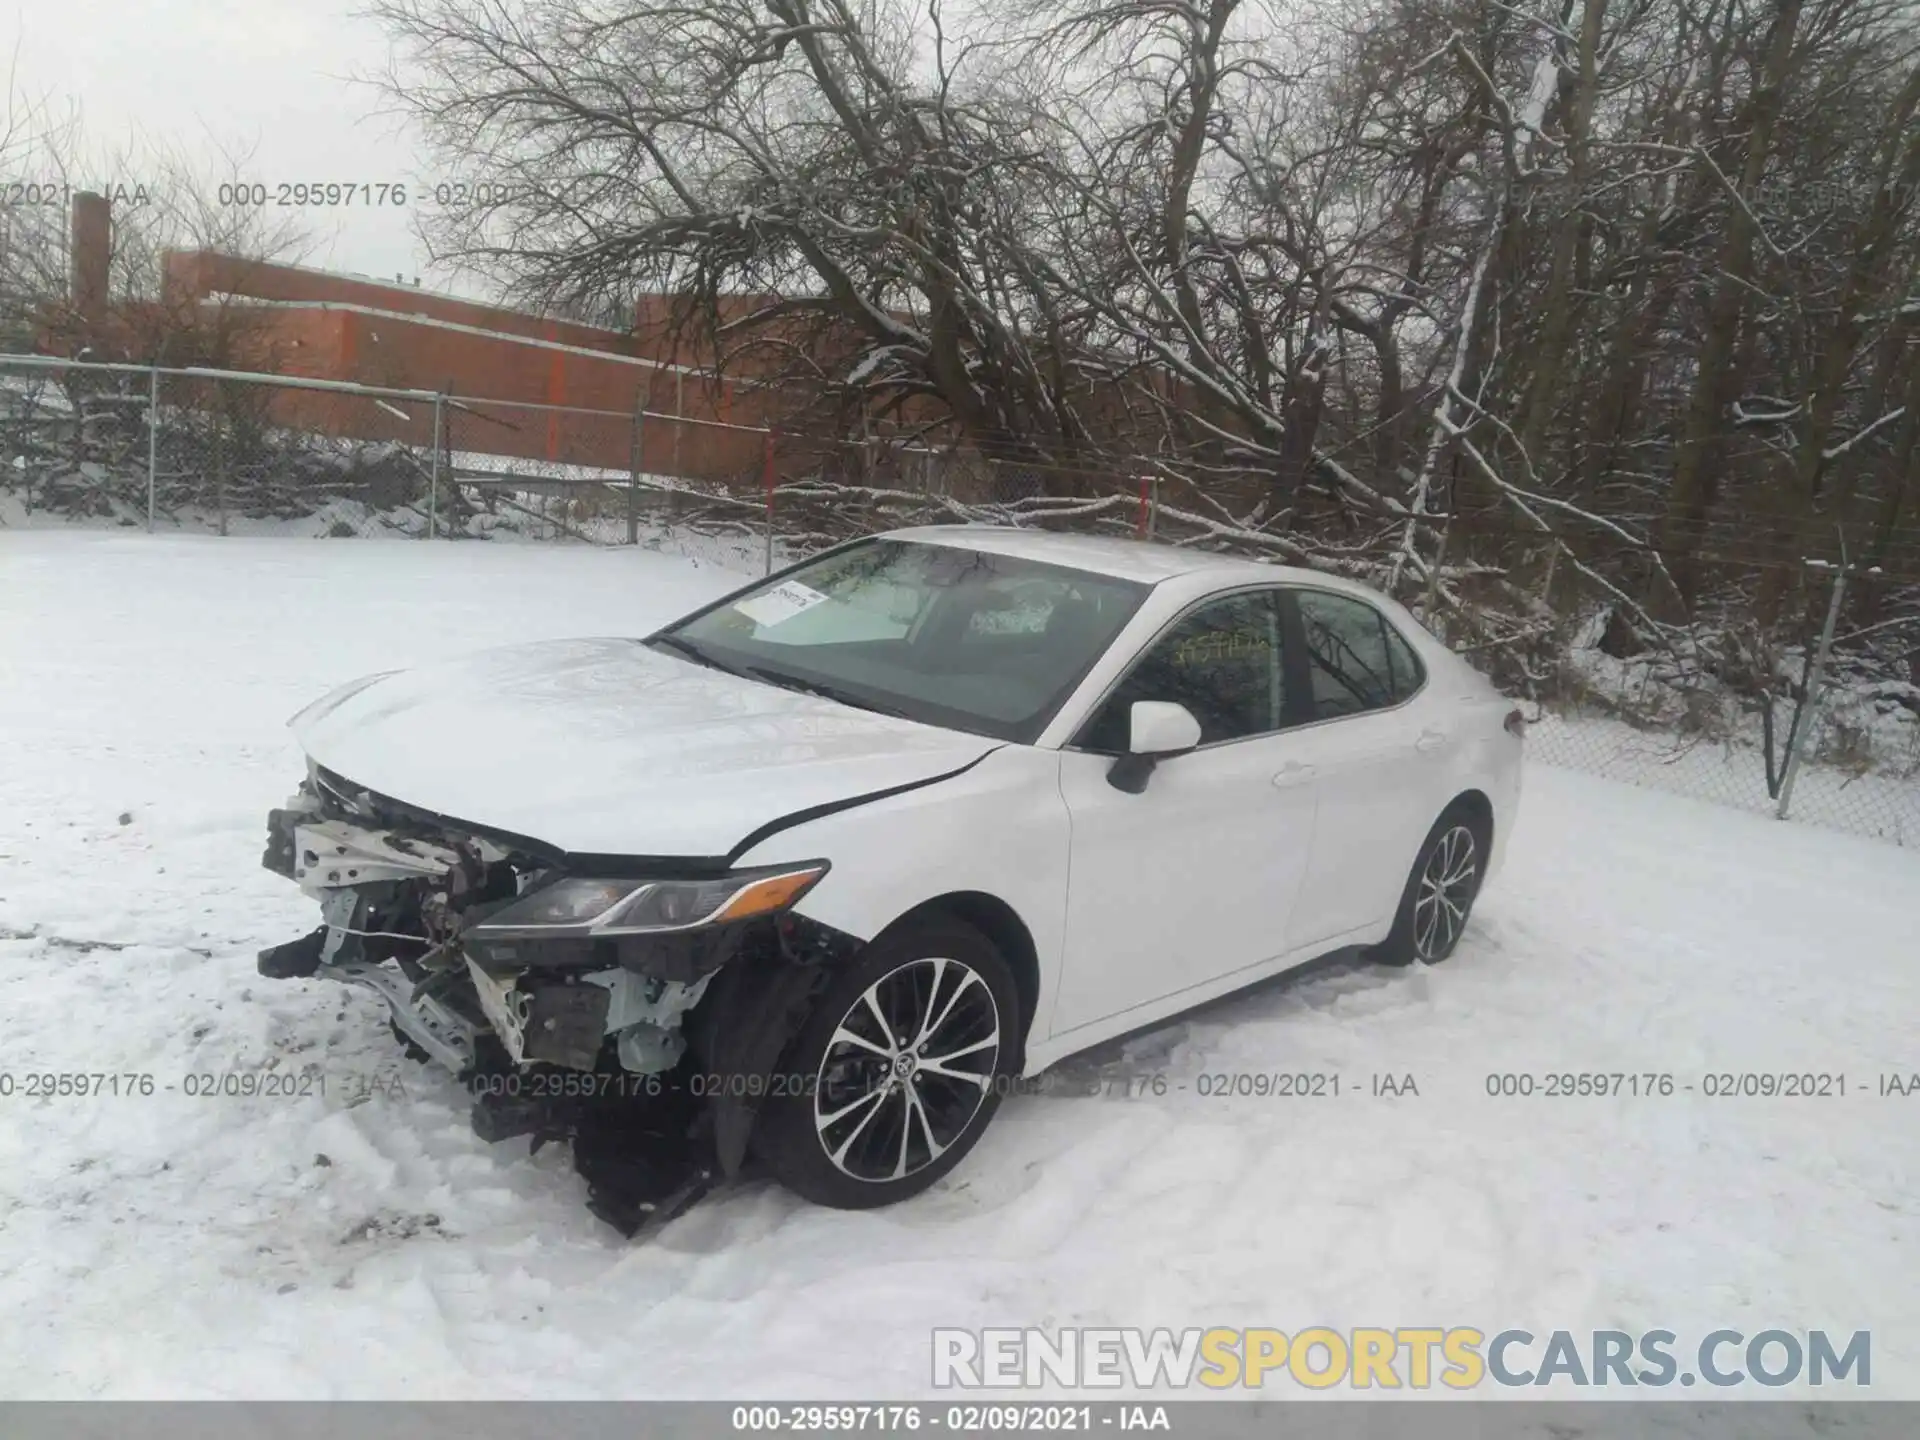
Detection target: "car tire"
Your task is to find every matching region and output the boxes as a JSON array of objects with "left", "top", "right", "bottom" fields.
[
  {"left": 1372, "top": 804, "right": 1489, "bottom": 967},
  {"left": 758, "top": 916, "right": 1020, "bottom": 1209}
]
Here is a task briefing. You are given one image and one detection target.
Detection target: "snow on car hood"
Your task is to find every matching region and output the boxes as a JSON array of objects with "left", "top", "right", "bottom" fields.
[{"left": 289, "top": 637, "right": 999, "bottom": 859}]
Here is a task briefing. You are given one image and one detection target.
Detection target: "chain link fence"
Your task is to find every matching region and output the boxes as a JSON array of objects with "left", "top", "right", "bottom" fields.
[
  {"left": 1, "top": 355, "right": 446, "bottom": 538},
  {"left": 4, "top": 351, "right": 1916, "bottom": 846},
  {"left": 1507, "top": 558, "right": 1920, "bottom": 846}
]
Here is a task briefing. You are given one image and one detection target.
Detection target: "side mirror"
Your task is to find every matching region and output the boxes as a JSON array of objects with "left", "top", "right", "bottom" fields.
[{"left": 1106, "top": 701, "right": 1203, "bottom": 794}]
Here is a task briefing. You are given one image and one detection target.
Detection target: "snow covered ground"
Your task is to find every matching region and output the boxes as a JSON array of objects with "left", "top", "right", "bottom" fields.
[
  {"left": 0, "top": 529, "right": 1915, "bottom": 1400},
  {"left": 1524, "top": 710, "right": 1920, "bottom": 847}
]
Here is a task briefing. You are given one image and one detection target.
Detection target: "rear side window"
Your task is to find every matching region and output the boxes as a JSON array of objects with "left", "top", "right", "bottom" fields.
[
  {"left": 1296, "top": 590, "right": 1417, "bottom": 719},
  {"left": 1383, "top": 623, "right": 1425, "bottom": 699}
]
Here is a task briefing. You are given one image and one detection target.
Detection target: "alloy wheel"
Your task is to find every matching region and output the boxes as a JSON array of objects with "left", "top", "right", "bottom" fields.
[
  {"left": 813, "top": 956, "right": 1001, "bottom": 1183},
  {"left": 1413, "top": 824, "right": 1478, "bottom": 961}
]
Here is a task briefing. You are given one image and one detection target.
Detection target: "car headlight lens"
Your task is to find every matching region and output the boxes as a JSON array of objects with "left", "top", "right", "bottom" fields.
[
  {"left": 489, "top": 877, "right": 649, "bottom": 927},
  {"left": 470, "top": 865, "right": 828, "bottom": 936}
]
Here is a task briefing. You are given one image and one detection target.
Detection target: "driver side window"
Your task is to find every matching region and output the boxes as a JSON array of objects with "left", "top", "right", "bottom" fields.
[{"left": 1077, "top": 591, "right": 1288, "bottom": 753}]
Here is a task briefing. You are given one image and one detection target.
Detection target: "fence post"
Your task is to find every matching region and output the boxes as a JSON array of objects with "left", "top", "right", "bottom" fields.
[
  {"left": 427, "top": 391, "right": 445, "bottom": 539},
  {"left": 670, "top": 371, "right": 684, "bottom": 521},
  {"left": 1775, "top": 559, "right": 1850, "bottom": 821},
  {"left": 146, "top": 365, "right": 159, "bottom": 533},
  {"left": 763, "top": 429, "right": 777, "bottom": 576},
  {"left": 213, "top": 397, "right": 228, "bottom": 538},
  {"left": 628, "top": 391, "right": 645, "bottom": 545},
  {"left": 1136, "top": 474, "right": 1151, "bottom": 538}
]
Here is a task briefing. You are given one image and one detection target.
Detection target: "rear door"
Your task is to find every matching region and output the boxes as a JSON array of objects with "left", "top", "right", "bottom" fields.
[
  {"left": 1278, "top": 587, "right": 1450, "bottom": 947},
  {"left": 1048, "top": 588, "right": 1319, "bottom": 1038}
]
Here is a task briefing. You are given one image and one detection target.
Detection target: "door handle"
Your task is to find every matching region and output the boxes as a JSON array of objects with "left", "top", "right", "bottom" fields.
[
  {"left": 1415, "top": 728, "right": 1448, "bottom": 753},
  {"left": 1271, "top": 762, "right": 1317, "bottom": 788}
]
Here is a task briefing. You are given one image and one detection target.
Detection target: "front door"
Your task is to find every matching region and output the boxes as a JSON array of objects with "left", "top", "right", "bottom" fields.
[{"left": 1049, "top": 589, "right": 1318, "bottom": 1038}]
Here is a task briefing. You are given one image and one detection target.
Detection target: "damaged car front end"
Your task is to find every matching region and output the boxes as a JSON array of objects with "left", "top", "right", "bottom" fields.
[{"left": 257, "top": 763, "right": 855, "bottom": 1232}]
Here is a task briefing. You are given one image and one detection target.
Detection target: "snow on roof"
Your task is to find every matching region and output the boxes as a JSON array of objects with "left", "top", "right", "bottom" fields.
[{"left": 883, "top": 523, "right": 1310, "bottom": 585}]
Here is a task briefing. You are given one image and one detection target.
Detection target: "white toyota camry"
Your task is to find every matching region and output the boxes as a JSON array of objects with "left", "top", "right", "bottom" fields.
[{"left": 258, "top": 525, "right": 1523, "bottom": 1227}]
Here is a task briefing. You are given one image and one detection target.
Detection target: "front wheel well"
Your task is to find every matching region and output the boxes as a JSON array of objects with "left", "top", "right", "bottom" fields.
[
  {"left": 1445, "top": 788, "right": 1494, "bottom": 851},
  {"left": 872, "top": 892, "right": 1040, "bottom": 1067}
]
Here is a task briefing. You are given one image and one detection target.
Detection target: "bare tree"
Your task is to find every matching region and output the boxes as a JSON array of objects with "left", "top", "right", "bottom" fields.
[
  {"left": 0, "top": 47, "right": 82, "bottom": 350},
  {"left": 1, "top": 101, "right": 325, "bottom": 526},
  {"left": 364, "top": 0, "right": 1920, "bottom": 702},
  {"left": 369, "top": 0, "right": 1089, "bottom": 459}
]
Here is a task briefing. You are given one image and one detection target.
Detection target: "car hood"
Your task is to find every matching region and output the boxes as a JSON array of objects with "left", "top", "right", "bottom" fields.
[{"left": 290, "top": 637, "right": 1000, "bottom": 859}]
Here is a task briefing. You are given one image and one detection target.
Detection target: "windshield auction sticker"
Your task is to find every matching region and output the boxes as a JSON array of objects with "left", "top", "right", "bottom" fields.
[{"left": 733, "top": 580, "right": 831, "bottom": 628}]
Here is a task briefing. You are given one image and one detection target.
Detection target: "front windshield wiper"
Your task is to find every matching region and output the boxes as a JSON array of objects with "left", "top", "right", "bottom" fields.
[
  {"left": 652, "top": 637, "right": 909, "bottom": 719},
  {"left": 647, "top": 632, "right": 746, "bottom": 677},
  {"left": 739, "top": 665, "right": 912, "bottom": 719}
]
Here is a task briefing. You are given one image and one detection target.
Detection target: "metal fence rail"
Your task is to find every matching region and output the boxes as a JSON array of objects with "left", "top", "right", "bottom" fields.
[{"left": 3, "top": 350, "right": 1916, "bottom": 847}]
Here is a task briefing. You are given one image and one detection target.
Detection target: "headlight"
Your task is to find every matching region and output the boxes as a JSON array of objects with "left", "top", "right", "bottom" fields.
[{"left": 470, "top": 864, "right": 828, "bottom": 938}]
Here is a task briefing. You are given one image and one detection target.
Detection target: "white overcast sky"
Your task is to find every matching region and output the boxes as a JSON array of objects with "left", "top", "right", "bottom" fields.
[{"left": 5, "top": 0, "right": 464, "bottom": 293}]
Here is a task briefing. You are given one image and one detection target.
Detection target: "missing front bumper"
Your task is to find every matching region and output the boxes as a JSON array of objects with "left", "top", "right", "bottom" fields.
[
  {"left": 252, "top": 785, "right": 853, "bottom": 1229},
  {"left": 291, "top": 947, "right": 618, "bottom": 1077},
  {"left": 465, "top": 957, "right": 613, "bottom": 1071},
  {"left": 323, "top": 955, "right": 484, "bottom": 1073}
]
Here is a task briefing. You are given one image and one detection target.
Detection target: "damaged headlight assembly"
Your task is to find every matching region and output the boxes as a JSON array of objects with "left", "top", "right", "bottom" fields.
[
  {"left": 458, "top": 864, "right": 833, "bottom": 1075},
  {"left": 463, "top": 864, "right": 829, "bottom": 979}
]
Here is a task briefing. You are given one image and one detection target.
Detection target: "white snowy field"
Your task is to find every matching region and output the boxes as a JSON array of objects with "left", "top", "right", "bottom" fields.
[
  {"left": 1524, "top": 711, "right": 1920, "bottom": 847},
  {"left": 0, "top": 529, "right": 1916, "bottom": 1400}
]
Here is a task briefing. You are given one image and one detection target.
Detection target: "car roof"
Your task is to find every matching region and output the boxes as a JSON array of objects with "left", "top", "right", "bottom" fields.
[{"left": 882, "top": 523, "right": 1337, "bottom": 590}]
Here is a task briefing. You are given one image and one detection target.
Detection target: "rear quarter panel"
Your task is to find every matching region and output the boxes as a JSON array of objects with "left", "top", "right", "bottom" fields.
[
  {"left": 1426, "top": 661, "right": 1524, "bottom": 889},
  {"left": 1472, "top": 701, "right": 1525, "bottom": 886},
  {"left": 1386, "top": 603, "right": 1524, "bottom": 890}
]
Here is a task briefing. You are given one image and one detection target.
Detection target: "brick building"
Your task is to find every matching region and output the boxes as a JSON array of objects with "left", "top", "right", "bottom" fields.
[
  {"left": 43, "top": 191, "right": 1158, "bottom": 495},
  {"left": 48, "top": 191, "right": 788, "bottom": 484}
]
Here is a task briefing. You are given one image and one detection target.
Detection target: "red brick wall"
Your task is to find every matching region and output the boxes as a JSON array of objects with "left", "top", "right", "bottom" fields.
[
  {"left": 92, "top": 243, "right": 1166, "bottom": 492},
  {"left": 152, "top": 252, "right": 784, "bottom": 482},
  {"left": 62, "top": 232, "right": 1161, "bottom": 496},
  {"left": 162, "top": 253, "right": 650, "bottom": 356}
]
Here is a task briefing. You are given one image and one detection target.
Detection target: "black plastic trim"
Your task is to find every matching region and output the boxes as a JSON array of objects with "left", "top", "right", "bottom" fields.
[
  {"left": 1273, "top": 590, "right": 1319, "bottom": 727},
  {"left": 688, "top": 913, "right": 863, "bottom": 1175},
  {"left": 722, "top": 747, "right": 999, "bottom": 865}
]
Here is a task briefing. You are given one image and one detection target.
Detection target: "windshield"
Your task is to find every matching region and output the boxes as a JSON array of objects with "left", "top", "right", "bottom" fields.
[{"left": 653, "top": 538, "right": 1151, "bottom": 742}]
